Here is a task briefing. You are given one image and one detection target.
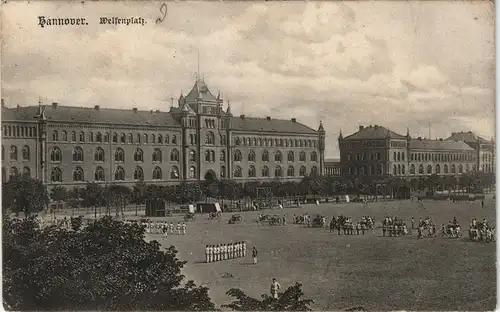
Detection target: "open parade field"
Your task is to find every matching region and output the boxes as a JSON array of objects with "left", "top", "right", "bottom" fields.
[{"left": 144, "top": 198, "right": 495, "bottom": 311}]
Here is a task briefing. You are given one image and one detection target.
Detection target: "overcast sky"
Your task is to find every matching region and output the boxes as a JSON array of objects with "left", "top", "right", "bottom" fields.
[{"left": 2, "top": 1, "right": 495, "bottom": 158}]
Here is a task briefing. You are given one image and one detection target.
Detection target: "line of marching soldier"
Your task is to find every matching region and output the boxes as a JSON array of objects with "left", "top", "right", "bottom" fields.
[{"left": 205, "top": 241, "right": 247, "bottom": 263}]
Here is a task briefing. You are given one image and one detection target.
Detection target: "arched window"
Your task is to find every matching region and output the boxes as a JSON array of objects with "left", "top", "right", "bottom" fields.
[
  {"left": 95, "top": 166, "right": 105, "bottom": 181},
  {"left": 255, "top": 138, "right": 259, "bottom": 146},
  {"left": 119, "top": 133, "right": 125, "bottom": 144},
  {"left": 397, "top": 165, "right": 401, "bottom": 175},
  {"left": 144, "top": 133, "right": 149, "bottom": 144},
  {"left": 127, "top": 133, "right": 133, "bottom": 144},
  {"left": 52, "top": 130, "right": 58, "bottom": 141},
  {"left": 151, "top": 134, "right": 156, "bottom": 144},
  {"left": 205, "top": 150, "right": 211, "bottom": 162},
  {"left": 22, "top": 167, "right": 31, "bottom": 177},
  {"left": 115, "top": 148, "right": 125, "bottom": 162},
  {"left": 262, "top": 165, "right": 269, "bottom": 177},
  {"left": 22, "top": 146, "right": 30, "bottom": 160},
  {"left": 170, "top": 166, "right": 179, "bottom": 179},
  {"left": 275, "top": 166, "right": 282, "bottom": 177},
  {"left": 79, "top": 131, "right": 85, "bottom": 142},
  {"left": 73, "top": 146, "right": 84, "bottom": 162},
  {"left": 459, "top": 164, "right": 463, "bottom": 173},
  {"left": 234, "top": 150, "right": 242, "bottom": 162},
  {"left": 133, "top": 166, "right": 144, "bottom": 181},
  {"left": 235, "top": 137, "right": 241, "bottom": 146},
  {"left": 311, "top": 152, "right": 317, "bottom": 162},
  {"left": 10, "top": 146, "right": 17, "bottom": 160},
  {"left": 61, "top": 131, "right": 67, "bottom": 141},
  {"left": 190, "top": 150, "right": 197, "bottom": 161},
  {"left": 158, "top": 134, "right": 163, "bottom": 144},
  {"left": 234, "top": 166, "right": 242, "bottom": 177},
  {"left": 262, "top": 150, "right": 269, "bottom": 162},
  {"left": 73, "top": 167, "right": 84, "bottom": 181},
  {"left": 112, "top": 133, "right": 118, "bottom": 143},
  {"left": 287, "top": 165, "right": 295, "bottom": 177},
  {"left": 248, "top": 165, "right": 256, "bottom": 177},
  {"left": 220, "top": 166, "right": 226, "bottom": 178},
  {"left": 393, "top": 152, "right": 396, "bottom": 161},
  {"left": 205, "top": 131, "right": 215, "bottom": 145},
  {"left": 248, "top": 150, "right": 255, "bottom": 162},
  {"left": 299, "top": 166, "right": 306, "bottom": 176},
  {"left": 164, "top": 134, "right": 169, "bottom": 144},
  {"left": 410, "top": 164, "right": 415, "bottom": 175},
  {"left": 427, "top": 164, "right": 432, "bottom": 174},
  {"left": 170, "top": 149, "right": 179, "bottom": 162},
  {"left": 134, "top": 148, "right": 144, "bottom": 162},
  {"left": 89, "top": 132, "right": 94, "bottom": 142},
  {"left": 152, "top": 148, "right": 162, "bottom": 162},
  {"left": 397, "top": 152, "right": 401, "bottom": 161},
  {"left": 9, "top": 166, "right": 18, "bottom": 179},
  {"left": 287, "top": 151, "right": 294, "bottom": 162},
  {"left": 444, "top": 164, "right": 449, "bottom": 173},
  {"left": 298, "top": 150, "right": 307, "bottom": 162},
  {"left": 115, "top": 166, "right": 125, "bottom": 181},
  {"left": 311, "top": 166, "right": 318, "bottom": 175},
  {"left": 418, "top": 164, "right": 424, "bottom": 174},
  {"left": 172, "top": 135, "right": 177, "bottom": 144},
  {"left": 451, "top": 164, "right": 456, "bottom": 173},
  {"left": 436, "top": 164, "right": 441, "bottom": 174},
  {"left": 94, "top": 147, "right": 105, "bottom": 162},
  {"left": 221, "top": 134, "right": 226, "bottom": 145},
  {"left": 190, "top": 134, "right": 194, "bottom": 145},
  {"left": 96, "top": 132, "right": 102, "bottom": 143},
  {"left": 71, "top": 131, "right": 76, "bottom": 142},
  {"left": 105, "top": 132, "right": 110, "bottom": 143},
  {"left": 402, "top": 165, "right": 405, "bottom": 175},
  {"left": 51, "top": 167, "right": 62, "bottom": 182},
  {"left": 220, "top": 150, "right": 225, "bottom": 161},
  {"left": 50, "top": 147, "right": 62, "bottom": 162},
  {"left": 189, "top": 166, "right": 196, "bottom": 179},
  {"left": 152, "top": 166, "right": 162, "bottom": 180},
  {"left": 275, "top": 151, "right": 282, "bottom": 162}
]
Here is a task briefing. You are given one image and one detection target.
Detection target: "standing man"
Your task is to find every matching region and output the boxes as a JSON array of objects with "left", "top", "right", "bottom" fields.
[
  {"left": 481, "top": 199, "right": 485, "bottom": 209},
  {"left": 177, "top": 222, "right": 181, "bottom": 235},
  {"left": 252, "top": 246, "right": 258, "bottom": 264},
  {"left": 208, "top": 245, "right": 214, "bottom": 263},
  {"left": 229, "top": 242, "right": 234, "bottom": 259},
  {"left": 223, "top": 244, "right": 228, "bottom": 260},
  {"left": 243, "top": 241, "right": 247, "bottom": 257},
  {"left": 215, "top": 244, "right": 220, "bottom": 262},
  {"left": 205, "top": 245, "right": 210, "bottom": 263},
  {"left": 169, "top": 221, "right": 175, "bottom": 235},
  {"left": 182, "top": 222, "right": 187, "bottom": 235},
  {"left": 270, "top": 278, "right": 281, "bottom": 299}
]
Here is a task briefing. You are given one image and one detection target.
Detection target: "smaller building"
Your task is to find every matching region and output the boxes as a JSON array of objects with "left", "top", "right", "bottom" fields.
[{"left": 324, "top": 158, "right": 341, "bottom": 176}]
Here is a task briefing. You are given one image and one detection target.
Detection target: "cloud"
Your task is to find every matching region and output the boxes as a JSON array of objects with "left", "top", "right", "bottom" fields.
[{"left": 1, "top": 1, "right": 495, "bottom": 158}]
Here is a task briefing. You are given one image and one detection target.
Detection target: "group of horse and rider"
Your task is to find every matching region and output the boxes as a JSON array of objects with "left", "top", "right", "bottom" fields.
[
  {"left": 469, "top": 218, "right": 495, "bottom": 242},
  {"left": 329, "top": 215, "right": 375, "bottom": 235}
]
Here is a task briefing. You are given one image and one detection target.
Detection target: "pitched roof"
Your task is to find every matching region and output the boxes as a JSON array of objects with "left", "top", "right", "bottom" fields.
[
  {"left": 343, "top": 125, "right": 405, "bottom": 140},
  {"left": 184, "top": 79, "right": 218, "bottom": 103},
  {"left": 446, "top": 131, "right": 491, "bottom": 144},
  {"left": 231, "top": 116, "right": 317, "bottom": 135},
  {"left": 409, "top": 139, "right": 474, "bottom": 151},
  {"left": 2, "top": 105, "right": 181, "bottom": 127}
]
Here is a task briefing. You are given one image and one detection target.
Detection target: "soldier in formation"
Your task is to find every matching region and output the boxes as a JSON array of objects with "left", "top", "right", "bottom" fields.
[{"left": 205, "top": 241, "right": 247, "bottom": 263}]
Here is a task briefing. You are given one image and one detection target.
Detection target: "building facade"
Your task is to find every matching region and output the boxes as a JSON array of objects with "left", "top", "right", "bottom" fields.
[
  {"left": 324, "top": 158, "right": 341, "bottom": 176},
  {"left": 1, "top": 79, "right": 325, "bottom": 189},
  {"left": 338, "top": 125, "right": 489, "bottom": 178}
]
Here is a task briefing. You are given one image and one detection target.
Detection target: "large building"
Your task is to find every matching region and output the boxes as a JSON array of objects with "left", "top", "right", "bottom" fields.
[
  {"left": 1, "top": 78, "right": 325, "bottom": 189},
  {"left": 338, "top": 125, "right": 494, "bottom": 178}
]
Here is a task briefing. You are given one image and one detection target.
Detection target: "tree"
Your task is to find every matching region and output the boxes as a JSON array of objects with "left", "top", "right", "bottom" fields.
[
  {"left": 132, "top": 181, "right": 147, "bottom": 216},
  {"left": 2, "top": 176, "right": 49, "bottom": 217},
  {"left": 83, "top": 182, "right": 104, "bottom": 218},
  {"left": 3, "top": 216, "right": 216, "bottom": 311},
  {"left": 223, "top": 282, "right": 313, "bottom": 311}
]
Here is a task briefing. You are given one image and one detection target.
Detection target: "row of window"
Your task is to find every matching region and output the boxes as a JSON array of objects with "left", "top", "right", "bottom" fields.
[
  {"left": 50, "top": 147, "right": 181, "bottom": 163},
  {"left": 234, "top": 137, "right": 316, "bottom": 148},
  {"left": 3, "top": 145, "right": 30, "bottom": 161},
  {"left": 406, "top": 163, "right": 475, "bottom": 175},
  {"left": 409, "top": 152, "right": 475, "bottom": 162},
  {"left": 482, "top": 153, "right": 493, "bottom": 162},
  {"left": 325, "top": 167, "right": 341, "bottom": 176},
  {"left": 3, "top": 125, "right": 37, "bottom": 138},
  {"left": 51, "top": 130, "right": 178, "bottom": 145},
  {"left": 347, "top": 152, "right": 383, "bottom": 161},
  {"left": 340, "top": 141, "right": 387, "bottom": 149},
  {"left": 50, "top": 165, "right": 193, "bottom": 182},
  {"left": 2, "top": 166, "right": 31, "bottom": 182},
  {"left": 233, "top": 165, "right": 318, "bottom": 178},
  {"left": 234, "top": 150, "right": 318, "bottom": 162}
]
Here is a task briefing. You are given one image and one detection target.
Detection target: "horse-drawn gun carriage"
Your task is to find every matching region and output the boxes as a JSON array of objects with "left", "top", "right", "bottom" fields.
[
  {"left": 228, "top": 214, "right": 243, "bottom": 224},
  {"left": 184, "top": 212, "right": 196, "bottom": 222},
  {"left": 208, "top": 211, "right": 222, "bottom": 220},
  {"left": 469, "top": 219, "right": 495, "bottom": 242},
  {"left": 311, "top": 215, "right": 327, "bottom": 228},
  {"left": 443, "top": 222, "right": 461, "bottom": 238}
]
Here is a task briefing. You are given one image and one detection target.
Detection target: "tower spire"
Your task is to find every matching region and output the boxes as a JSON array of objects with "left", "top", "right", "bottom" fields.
[{"left": 197, "top": 48, "right": 200, "bottom": 81}]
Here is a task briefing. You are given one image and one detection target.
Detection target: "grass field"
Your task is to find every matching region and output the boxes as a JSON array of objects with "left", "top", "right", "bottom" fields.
[{"left": 147, "top": 197, "right": 496, "bottom": 311}]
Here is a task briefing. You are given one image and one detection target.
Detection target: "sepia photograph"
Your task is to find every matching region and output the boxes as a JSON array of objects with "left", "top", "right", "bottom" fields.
[{"left": 1, "top": 1, "right": 496, "bottom": 311}]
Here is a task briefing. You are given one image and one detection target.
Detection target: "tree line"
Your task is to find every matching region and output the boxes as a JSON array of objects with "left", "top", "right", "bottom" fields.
[{"left": 2, "top": 171, "right": 494, "bottom": 217}]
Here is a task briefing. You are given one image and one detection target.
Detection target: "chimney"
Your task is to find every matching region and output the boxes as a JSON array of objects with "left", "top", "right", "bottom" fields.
[
  {"left": 359, "top": 125, "right": 364, "bottom": 131},
  {"left": 94, "top": 105, "right": 100, "bottom": 111},
  {"left": 52, "top": 102, "right": 58, "bottom": 109},
  {"left": 240, "top": 114, "right": 245, "bottom": 119},
  {"left": 266, "top": 116, "right": 271, "bottom": 121},
  {"left": 291, "top": 118, "right": 296, "bottom": 123},
  {"left": 133, "top": 108, "right": 138, "bottom": 113}
]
